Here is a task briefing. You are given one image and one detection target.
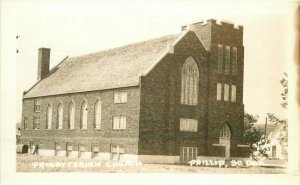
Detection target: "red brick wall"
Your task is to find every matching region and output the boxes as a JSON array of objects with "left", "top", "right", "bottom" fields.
[{"left": 20, "top": 86, "right": 140, "bottom": 154}]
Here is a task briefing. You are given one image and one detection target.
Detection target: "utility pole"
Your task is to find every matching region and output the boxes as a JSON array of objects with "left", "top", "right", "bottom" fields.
[{"left": 264, "top": 117, "right": 267, "bottom": 136}]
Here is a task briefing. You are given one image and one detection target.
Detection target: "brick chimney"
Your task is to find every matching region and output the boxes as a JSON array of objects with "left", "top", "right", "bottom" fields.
[{"left": 37, "top": 48, "right": 50, "bottom": 81}]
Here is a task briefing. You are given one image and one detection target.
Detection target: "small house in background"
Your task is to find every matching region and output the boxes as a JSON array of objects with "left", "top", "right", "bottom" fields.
[{"left": 257, "top": 123, "right": 287, "bottom": 159}]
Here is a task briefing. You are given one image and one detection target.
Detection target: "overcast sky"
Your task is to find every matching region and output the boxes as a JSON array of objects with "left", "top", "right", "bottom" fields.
[{"left": 13, "top": 0, "right": 292, "bottom": 123}]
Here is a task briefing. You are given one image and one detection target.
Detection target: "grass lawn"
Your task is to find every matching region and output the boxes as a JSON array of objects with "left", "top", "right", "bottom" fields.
[{"left": 16, "top": 154, "right": 287, "bottom": 173}]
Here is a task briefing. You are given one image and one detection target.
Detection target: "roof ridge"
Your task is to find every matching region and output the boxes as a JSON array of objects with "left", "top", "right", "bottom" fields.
[{"left": 70, "top": 33, "right": 180, "bottom": 60}]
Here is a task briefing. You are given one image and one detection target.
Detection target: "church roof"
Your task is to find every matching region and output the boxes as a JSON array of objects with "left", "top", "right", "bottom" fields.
[{"left": 24, "top": 33, "right": 182, "bottom": 98}]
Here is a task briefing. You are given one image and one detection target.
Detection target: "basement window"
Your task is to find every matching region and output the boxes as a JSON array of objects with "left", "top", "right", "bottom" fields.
[
  {"left": 111, "top": 144, "right": 124, "bottom": 160},
  {"left": 92, "top": 144, "right": 100, "bottom": 159},
  {"left": 66, "top": 142, "right": 73, "bottom": 157},
  {"left": 54, "top": 142, "right": 61, "bottom": 156},
  {"left": 78, "top": 144, "right": 86, "bottom": 158}
]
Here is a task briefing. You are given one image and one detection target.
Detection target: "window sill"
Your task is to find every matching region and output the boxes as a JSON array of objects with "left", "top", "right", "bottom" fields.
[
  {"left": 113, "top": 129, "right": 126, "bottom": 130},
  {"left": 179, "top": 131, "right": 197, "bottom": 133},
  {"left": 114, "top": 102, "right": 127, "bottom": 104},
  {"left": 33, "top": 129, "right": 40, "bottom": 131},
  {"left": 46, "top": 129, "right": 52, "bottom": 130},
  {"left": 93, "top": 128, "right": 101, "bottom": 130}
]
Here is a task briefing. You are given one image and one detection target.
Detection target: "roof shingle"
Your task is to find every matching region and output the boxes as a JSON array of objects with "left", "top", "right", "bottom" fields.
[{"left": 24, "top": 33, "right": 181, "bottom": 98}]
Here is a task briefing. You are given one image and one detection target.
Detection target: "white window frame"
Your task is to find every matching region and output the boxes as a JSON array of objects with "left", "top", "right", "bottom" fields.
[
  {"left": 224, "top": 84, "right": 229, "bottom": 102},
  {"left": 33, "top": 116, "right": 40, "bottom": 130},
  {"left": 114, "top": 92, "right": 127, "bottom": 103},
  {"left": 181, "top": 56, "right": 199, "bottom": 105},
  {"left": 217, "top": 44, "right": 223, "bottom": 74},
  {"left": 111, "top": 144, "right": 124, "bottom": 160},
  {"left": 94, "top": 100, "right": 101, "bottom": 129},
  {"left": 34, "top": 99, "right": 41, "bottom": 112},
  {"left": 57, "top": 103, "right": 63, "bottom": 130},
  {"left": 224, "top": 46, "right": 230, "bottom": 75},
  {"left": 180, "top": 118, "right": 198, "bottom": 132},
  {"left": 232, "top": 47, "right": 237, "bottom": 75},
  {"left": 68, "top": 101, "right": 75, "bottom": 129},
  {"left": 113, "top": 116, "right": 126, "bottom": 130},
  {"left": 231, "top": 85, "right": 236, "bottom": 102},
  {"left": 217, "top": 83, "right": 222, "bottom": 101},
  {"left": 24, "top": 116, "right": 28, "bottom": 130},
  {"left": 92, "top": 143, "right": 100, "bottom": 159},
  {"left": 46, "top": 104, "right": 52, "bottom": 130},
  {"left": 80, "top": 101, "right": 88, "bottom": 129}
]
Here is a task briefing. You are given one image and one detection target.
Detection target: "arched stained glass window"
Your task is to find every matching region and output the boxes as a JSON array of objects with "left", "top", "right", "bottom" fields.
[
  {"left": 94, "top": 99, "right": 101, "bottom": 129},
  {"left": 81, "top": 100, "right": 88, "bottom": 129},
  {"left": 219, "top": 123, "right": 231, "bottom": 138},
  {"left": 68, "top": 101, "right": 75, "bottom": 129},
  {"left": 181, "top": 56, "right": 199, "bottom": 105},
  {"left": 57, "top": 103, "right": 63, "bottom": 129},
  {"left": 46, "top": 104, "right": 52, "bottom": 129}
]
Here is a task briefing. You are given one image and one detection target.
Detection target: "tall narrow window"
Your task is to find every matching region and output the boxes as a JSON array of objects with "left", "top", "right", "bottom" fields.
[
  {"left": 232, "top": 47, "right": 237, "bottom": 75},
  {"left": 220, "top": 123, "right": 231, "bottom": 138},
  {"left": 81, "top": 100, "right": 88, "bottom": 129},
  {"left": 224, "top": 46, "right": 230, "bottom": 75},
  {"left": 231, "top": 85, "right": 236, "bottom": 102},
  {"left": 181, "top": 56, "right": 199, "bottom": 105},
  {"left": 33, "top": 116, "right": 40, "bottom": 130},
  {"left": 94, "top": 100, "right": 101, "bottom": 129},
  {"left": 24, "top": 116, "right": 28, "bottom": 130},
  {"left": 34, "top": 99, "right": 41, "bottom": 112},
  {"left": 217, "top": 44, "right": 223, "bottom": 74},
  {"left": 68, "top": 101, "right": 75, "bottom": 129},
  {"left": 46, "top": 104, "right": 52, "bottom": 129},
  {"left": 57, "top": 103, "right": 63, "bottom": 129},
  {"left": 217, "top": 83, "right": 222, "bottom": 101},
  {"left": 224, "top": 84, "right": 229, "bottom": 102}
]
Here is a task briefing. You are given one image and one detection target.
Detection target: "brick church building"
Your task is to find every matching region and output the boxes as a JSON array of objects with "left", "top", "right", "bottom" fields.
[{"left": 20, "top": 19, "right": 249, "bottom": 163}]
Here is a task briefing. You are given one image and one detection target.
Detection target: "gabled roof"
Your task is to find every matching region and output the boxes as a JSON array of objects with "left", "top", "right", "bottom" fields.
[
  {"left": 256, "top": 123, "right": 282, "bottom": 135},
  {"left": 24, "top": 33, "right": 183, "bottom": 98}
]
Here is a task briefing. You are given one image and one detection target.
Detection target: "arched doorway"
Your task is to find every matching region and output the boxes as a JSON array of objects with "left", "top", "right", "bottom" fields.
[{"left": 219, "top": 123, "right": 231, "bottom": 158}]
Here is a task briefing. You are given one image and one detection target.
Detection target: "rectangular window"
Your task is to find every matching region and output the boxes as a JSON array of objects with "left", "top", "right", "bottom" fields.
[
  {"left": 54, "top": 142, "right": 61, "bottom": 156},
  {"left": 34, "top": 99, "right": 41, "bottom": 112},
  {"left": 231, "top": 85, "right": 236, "bottom": 102},
  {"left": 224, "top": 84, "right": 229, "bottom": 101},
  {"left": 111, "top": 144, "right": 124, "bottom": 160},
  {"left": 33, "top": 116, "right": 40, "bottom": 130},
  {"left": 224, "top": 46, "right": 230, "bottom": 75},
  {"left": 78, "top": 144, "right": 86, "bottom": 158},
  {"left": 113, "top": 116, "right": 126, "bottom": 129},
  {"left": 92, "top": 144, "right": 100, "bottom": 159},
  {"left": 66, "top": 142, "right": 72, "bottom": 157},
  {"left": 114, "top": 92, "right": 127, "bottom": 103},
  {"left": 217, "top": 83, "right": 222, "bottom": 101},
  {"left": 180, "top": 118, "right": 198, "bottom": 132},
  {"left": 179, "top": 147, "right": 197, "bottom": 162},
  {"left": 24, "top": 116, "right": 28, "bottom": 130},
  {"left": 217, "top": 44, "right": 223, "bottom": 74},
  {"left": 232, "top": 47, "right": 237, "bottom": 75}
]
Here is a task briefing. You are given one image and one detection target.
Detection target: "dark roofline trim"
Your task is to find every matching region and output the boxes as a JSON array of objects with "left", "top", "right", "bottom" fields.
[
  {"left": 23, "top": 56, "right": 69, "bottom": 97},
  {"left": 141, "top": 30, "right": 188, "bottom": 76},
  {"left": 22, "top": 84, "right": 139, "bottom": 99}
]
